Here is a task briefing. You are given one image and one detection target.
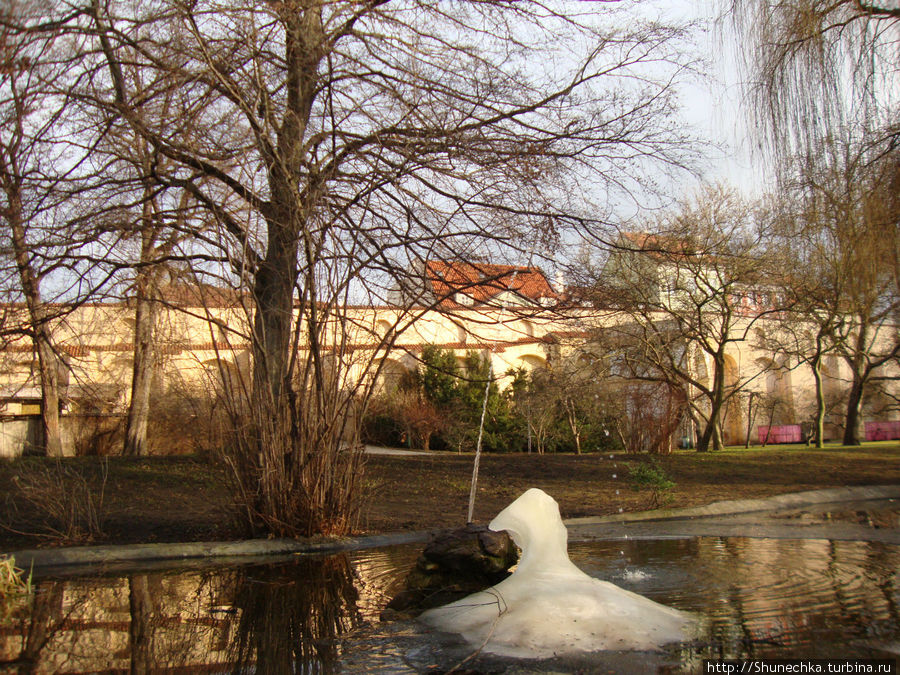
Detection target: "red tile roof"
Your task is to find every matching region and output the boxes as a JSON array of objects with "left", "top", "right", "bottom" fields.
[
  {"left": 619, "top": 232, "right": 698, "bottom": 261},
  {"left": 425, "top": 261, "right": 558, "bottom": 307},
  {"left": 156, "top": 283, "right": 248, "bottom": 308}
]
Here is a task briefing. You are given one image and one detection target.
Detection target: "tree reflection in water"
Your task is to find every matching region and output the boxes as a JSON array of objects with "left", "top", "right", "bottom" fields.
[
  {"left": 129, "top": 574, "right": 155, "bottom": 674},
  {"left": 2, "top": 538, "right": 896, "bottom": 671},
  {"left": 227, "top": 553, "right": 362, "bottom": 674},
  {"left": 0, "top": 554, "right": 363, "bottom": 673},
  {"left": 5, "top": 580, "right": 65, "bottom": 674}
]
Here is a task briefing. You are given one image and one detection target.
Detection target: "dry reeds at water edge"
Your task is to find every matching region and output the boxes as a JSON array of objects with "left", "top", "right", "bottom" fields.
[
  {"left": 220, "top": 392, "right": 365, "bottom": 539},
  {"left": 0, "top": 556, "right": 32, "bottom": 624}
]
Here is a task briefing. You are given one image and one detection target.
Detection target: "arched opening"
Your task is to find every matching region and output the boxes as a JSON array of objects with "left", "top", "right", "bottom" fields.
[
  {"left": 753, "top": 355, "right": 796, "bottom": 439},
  {"left": 518, "top": 354, "right": 546, "bottom": 371},
  {"left": 375, "top": 358, "right": 408, "bottom": 394},
  {"left": 766, "top": 356, "right": 795, "bottom": 424},
  {"left": 375, "top": 319, "right": 392, "bottom": 338},
  {"left": 722, "top": 353, "right": 743, "bottom": 445},
  {"left": 202, "top": 358, "right": 240, "bottom": 399},
  {"left": 821, "top": 355, "right": 844, "bottom": 437}
]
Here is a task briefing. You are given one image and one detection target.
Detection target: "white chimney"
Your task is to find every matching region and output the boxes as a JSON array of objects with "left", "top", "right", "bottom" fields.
[{"left": 553, "top": 270, "right": 565, "bottom": 294}]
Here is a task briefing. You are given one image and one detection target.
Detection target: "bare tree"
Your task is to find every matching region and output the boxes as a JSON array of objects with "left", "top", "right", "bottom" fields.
[
  {"left": 729, "top": 0, "right": 899, "bottom": 446},
  {"left": 730, "top": 0, "right": 899, "bottom": 161},
  {"left": 509, "top": 367, "right": 558, "bottom": 455},
  {"left": 756, "top": 316, "right": 836, "bottom": 448},
  {"left": 752, "top": 214, "right": 840, "bottom": 448},
  {"left": 3, "top": 1, "right": 698, "bottom": 533},
  {"left": 550, "top": 351, "right": 611, "bottom": 455},
  {"left": 603, "top": 379, "right": 685, "bottom": 455},
  {"left": 120, "top": 187, "right": 200, "bottom": 458},
  {"left": 0, "top": 4, "right": 72, "bottom": 456},
  {"left": 593, "top": 185, "right": 778, "bottom": 452},
  {"left": 0, "top": 2, "right": 149, "bottom": 457},
  {"left": 775, "top": 137, "right": 899, "bottom": 445},
  {"left": 63, "top": 38, "right": 223, "bottom": 458}
]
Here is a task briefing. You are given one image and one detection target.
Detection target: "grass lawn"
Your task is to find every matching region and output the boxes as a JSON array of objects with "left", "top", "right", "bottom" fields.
[{"left": 1, "top": 442, "right": 898, "bottom": 549}]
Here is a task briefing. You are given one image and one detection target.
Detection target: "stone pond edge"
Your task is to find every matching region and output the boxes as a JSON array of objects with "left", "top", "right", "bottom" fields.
[{"left": 6, "top": 484, "right": 899, "bottom": 571}]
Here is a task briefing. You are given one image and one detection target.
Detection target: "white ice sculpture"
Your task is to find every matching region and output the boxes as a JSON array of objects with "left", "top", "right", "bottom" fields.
[{"left": 419, "top": 488, "right": 696, "bottom": 658}]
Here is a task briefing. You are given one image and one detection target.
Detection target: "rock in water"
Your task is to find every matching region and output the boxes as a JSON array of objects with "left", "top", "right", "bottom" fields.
[
  {"left": 419, "top": 488, "right": 697, "bottom": 658},
  {"left": 384, "top": 523, "right": 518, "bottom": 617}
]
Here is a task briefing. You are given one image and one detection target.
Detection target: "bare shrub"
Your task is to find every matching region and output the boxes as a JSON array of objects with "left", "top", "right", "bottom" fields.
[
  {"left": 146, "top": 385, "right": 230, "bottom": 456},
  {"left": 612, "top": 382, "right": 686, "bottom": 455},
  {"left": 69, "top": 415, "right": 125, "bottom": 457},
  {"left": 382, "top": 390, "right": 446, "bottom": 452},
  {"left": 8, "top": 459, "right": 107, "bottom": 543},
  {"left": 222, "top": 391, "right": 365, "bottom": 538}
]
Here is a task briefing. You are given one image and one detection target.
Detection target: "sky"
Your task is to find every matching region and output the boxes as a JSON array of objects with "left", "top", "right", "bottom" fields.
[
  {"left": 539, "top": 0, "right": 775, "bottom": 286},
  {"left": 665, "top": 0, "right": 768, "bottom": 199},
  {"left": 27, "top": 0, "right": 769, "bottom": 304}
]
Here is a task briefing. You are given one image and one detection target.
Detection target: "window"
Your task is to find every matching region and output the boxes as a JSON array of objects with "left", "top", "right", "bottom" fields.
[{"left": 375, "top": 320, "right": 393, "bottom": 337}]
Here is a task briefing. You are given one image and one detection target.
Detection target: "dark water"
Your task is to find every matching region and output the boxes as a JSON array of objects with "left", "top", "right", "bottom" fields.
[{"left": 1, "top": 537, "right": 898, "bottom": 673}]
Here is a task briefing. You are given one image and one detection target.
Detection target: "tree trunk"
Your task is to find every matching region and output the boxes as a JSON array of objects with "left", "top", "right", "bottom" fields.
[
  {"left": 18, "top": 581, "right": 64, "bottom": 671},
  {"left": 842, "top": 374, "right": 864, "bottom": 446},
  {"left": 696, "top": 416, "right": 715, "bottom": 452},
  {"left": 123, "top": 164, "right": 168, "bottom": 457},
  {"left": 761, "top": 399, "right": 777, "bottom": 448},
  {"left": 613, "top": 420, "right": 628, "bottom": 454},
  {"left": 696, "top": 355, "right": 726, "bottom": 452},
  {"left": 7, "top": 184, "right": 65, "bottom": 456},
  {"left": 564, "top": 398, "right": 582, "bottom": 454},
  {"left": 35, "top": 338, "right": 63, "bottom": 457},
  {"left": 535, "top": 419, "right": 548, "bottom": 454},
  {"left": 248, "top": 6, "right": 323, "bottom": 413},
  {"left": 251, "top": 186, "right": 302, "bottom": 414},
  {"left": 744, "top": 392, "right": 755, "bottom": 449},
  {"left": 812, "top": 356, "right": 826, "bottom": 448},
  {"left": 124, "top": 290, "right": 157, "bottom": 457},
  {"left": 841, "top": 321, "right": 870, "bottom": 447},
  {"left": 712, "top": 422, "right": 725, "bottom": 451}
]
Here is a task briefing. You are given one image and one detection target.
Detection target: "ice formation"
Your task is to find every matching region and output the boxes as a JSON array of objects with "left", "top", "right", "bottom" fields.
[{"left": 419, "top": 488, "right": 696, "bottom": 658}]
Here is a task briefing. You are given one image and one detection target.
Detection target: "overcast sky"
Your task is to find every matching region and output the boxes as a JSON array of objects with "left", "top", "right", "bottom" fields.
[{"left": 668, "top": 0, "right": 768, "bottom": 198}]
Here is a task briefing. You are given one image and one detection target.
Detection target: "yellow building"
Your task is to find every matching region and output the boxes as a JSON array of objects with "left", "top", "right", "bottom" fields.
[{"left": 0, "top": 262, "right": 896, "bottom": 456}]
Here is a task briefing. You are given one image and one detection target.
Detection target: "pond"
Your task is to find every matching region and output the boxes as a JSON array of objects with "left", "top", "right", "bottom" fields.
[{"left": 1, "top": 535, "right": 898, "bottom": 673}]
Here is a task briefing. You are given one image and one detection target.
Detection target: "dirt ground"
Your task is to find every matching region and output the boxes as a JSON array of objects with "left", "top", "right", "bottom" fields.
[{"left": 1, "top": 444, "right": 899, "bottom": 550}]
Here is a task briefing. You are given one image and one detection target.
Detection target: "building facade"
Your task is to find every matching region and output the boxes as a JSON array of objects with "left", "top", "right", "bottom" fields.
[{"left": 0, "top": 261, "right": 896, "bottom": 456}]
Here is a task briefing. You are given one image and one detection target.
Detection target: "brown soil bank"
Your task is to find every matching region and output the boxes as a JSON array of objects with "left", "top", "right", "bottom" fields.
[{"left": 1, "top": 443, "right": 898, "bottom": 550}]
